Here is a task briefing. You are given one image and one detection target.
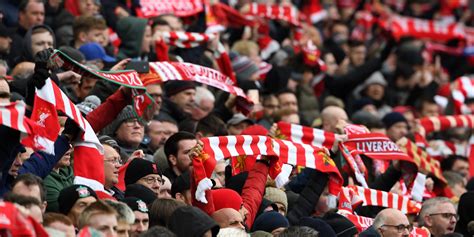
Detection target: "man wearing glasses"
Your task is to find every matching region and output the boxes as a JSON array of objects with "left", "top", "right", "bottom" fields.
[
  {"left": 124, "top": 158, "right": 162, "bottom": 197},
  {"left": 362, "top": 208, "right": 411, "bottom": 237},
  {"left": 418, "top": 197, "right": 458, "bottom": 237}
]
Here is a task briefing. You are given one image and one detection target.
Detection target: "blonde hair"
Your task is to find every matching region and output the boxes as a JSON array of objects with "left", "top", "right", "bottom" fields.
[
  {"left": 231, "top": 40, "right": 259, "bottom": 57},
  {"left": 78, "top": 201, "right": 118, "bottom": 229}
]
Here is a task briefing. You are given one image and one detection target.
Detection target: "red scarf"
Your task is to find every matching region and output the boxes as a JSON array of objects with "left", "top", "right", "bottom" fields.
[{"left": 137, "top": 0, "right": 204, "bottom": 18}]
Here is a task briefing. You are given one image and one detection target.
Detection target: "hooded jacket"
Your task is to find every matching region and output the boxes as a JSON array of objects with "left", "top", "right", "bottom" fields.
[
  {"left": 116, "top": 16, "right": 147, "bottom": 60},
  {"left": 44, "top": 166, "right": 74, "bottom": 212},
  {"left": 168, "top": 206, "right": 220, "bottom": 237},
  {"left": 20, "top": 25, "right": 56, "bottom": 63}
]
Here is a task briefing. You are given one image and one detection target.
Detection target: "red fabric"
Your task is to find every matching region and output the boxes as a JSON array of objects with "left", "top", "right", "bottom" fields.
[
  {"left": 162, "top": 31, "right": 216, "bottom": 48},
  {"left": 86, "top": 89, "right": 129, "bottom": 133},
  {"left": 139, "top": 0, "right": 204, "bottom": 18},
  {"left": 208, "top": 2, "right": 255, "bottom": 28},
  {"left": 154, "top": 39, "right": 170, "bottom": 62},
  {"left": 244, "top": 3, "right": 302, "bottom": 27},
  {"left": 451, "top": 77, "right": 474, "bottom": 114},
  {"left": 215, "top": 51, "right": 236, "bottom": 85},
  {"left": 0, "top": 202, "right": 41, "bottom": 236},
  {"left": 242, "top": 162, "right": 269, "bottom": 229},
  {"left": 276, "top": 122, "right": 336, "bottom": 149},
  {"left": 64, "top": 0, "right": 80, "bottom": 16},
  {"left": 116, "top": 158, "right": 132, "bottom": 191},
  {"left": 211, "top": 189, "right": 243, "bottom": 212}
]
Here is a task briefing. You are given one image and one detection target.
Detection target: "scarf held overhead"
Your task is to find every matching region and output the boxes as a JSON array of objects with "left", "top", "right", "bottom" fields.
[
  {"left": 50, "top": 50, "right": 156, "bottom": 120},
  {"left": 138, "top": 0, "right": 204, "bottom": 18}
]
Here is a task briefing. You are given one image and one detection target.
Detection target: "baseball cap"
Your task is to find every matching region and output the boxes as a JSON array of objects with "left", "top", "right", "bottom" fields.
[{"left": 79, "top": 42, "right": 116, "bottom": 63}]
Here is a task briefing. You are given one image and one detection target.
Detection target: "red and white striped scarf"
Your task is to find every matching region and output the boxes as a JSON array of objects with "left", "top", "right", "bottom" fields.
[
  {"left": 200, "top": 135, "right": 343, "bottom": 199},
  {"left": 26, "top": 78, "right": 106, "bottom": 193},
  {"left": 149, "top": 61, "right": 253, "bottom": 114},
  {"left": 244, "top": 3, "right": 302, "bottom": 27},
  {"left": 161, "top": 31, "right": 216, "bottom": 48},
  {"left": 275, "top": 122, "right": 336, "bottom": 149},
  {"left": 340, "top": 185, "right": 422, "bottom": 214},
  {"left": 450, "top": 77, "right": 474, "bottom": 115},
  {"left": 0, "top": 101, "right": 51, "bottom": 152}
]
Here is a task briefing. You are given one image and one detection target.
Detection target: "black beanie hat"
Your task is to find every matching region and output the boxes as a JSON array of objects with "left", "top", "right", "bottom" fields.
[
  {"left": 164, "top": 81, "right": 196, "bottom": 97},
  {"left": 124, "top": 184, "right": 157, "bottom": 205},
  {"left": 382, "top": 112, "right": 408, "bottom": 129},
  {"left": 299, "top": 217, "right": 337, "bottom": 237},
  {"left": 122, "top": 197, "right": 149, "bottom": 213},
  {"left": 58, "top": 185, "right": 97, "bottom": 215},
  {"left": 323, "top": 212, "right": 358, "bottom": 237},
  {"left": 251, "top": 211, "right": 289, "bottom": 233},
  {"left": 171, "top": 171, "right": 191, "bottom": 198},
  {"left": 125, "top": 158, "right": 161, "bottom": 186}
]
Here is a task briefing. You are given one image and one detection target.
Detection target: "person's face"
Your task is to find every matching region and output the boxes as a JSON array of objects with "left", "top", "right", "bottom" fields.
[
  {"left": 116, "top": 221, "right": 130, "bottom": 237},
  {"left": 103, "top": 145, "right": 121, "bottom": 189},
  {"left": 263, "top": 96, "right": 279, "bottom": 118},
  {"left": 152, "top": 24, "right": 172, "bottom": 34},
  {"left": 78, "top": 0, "right": 100, "bottom": 16},
  {"left": 146, "top": 84, "right": 162, "bottom": 112},
  {"left": 313, "top": 189, "right": 329, "bottom": 217},
  {"left": 12, "top": 181, "right": 42, "bottom": 203},
  {"left": 272, "top": 227, "right": 286, "bottom": 236},
  {"left": 19, "top": 1, "right": 45, "bottom": 29},
  {"left": 0, "top": 36, "right": 12, "bottom": 54},
  {"left": 8, "top": 152, "right": 29, "bottom": 177},
  {"left": 141, "top": 25, "right": 152, "bottom": 54},
  {"left": 191, "top": 99, "right": 215, "bottom": 121},
  {"left": 349, "top": 45, "right": 366, "bottom": 67},
  {"left": 227, "top": 122, "right": 251, "bottom": 135},
  {"left": 281, "top": 113, "right": 300, "bottom": 124},
  {"left": 214, "top": 209, "right": 245, "bottom": 230},
  {"left": 68, "top": 196, "right": 97, "bottom": 226},
  {"left": 76, "top": 77, "right": 97, "bottom": 100},
  {"left": 278, "top": 93, "right": 298, "bottom": 112},
  {"left": 158, "top": 176, "right": 172, "bottom": 199},
  {"left": 452, "top": 159, "right": 469, "bottom": 178},
  {"left": 423, "top": 202, "right": 457, "bottom": 236},
  {"left": 161, "top": 15, "right": 183, "bottom": 31},
  {"left": 115, "top": 118, "right": 145, "bottom": 148},
  {"left": 214, "top": 162, "right": 226, "bottom": 187},
  {"left": 365, "top": 84, "right": 385, "bottom": 101},
  {"left": 324, "top": 53, "right": 338, "bottom": 75},
  {"left": 31, "top": 31, "right": 54, "bottom": 57},
  {"left": 170, "top": 89, "right": 196, "bottom": 114},
  {"left": 331, "top": 24, "right": 349, "bottom": 43},
  {"left": 136, "top": 174, "right": 162, "bottom": 196},
  {"left": 147, "top": 121, "right": 178, "bottom": 151},
  {"left": 420, "top": 102, "right": 439, "bottom": 118},
  {"left": 378, "top": 212, "right": 411, "bottom": 237},
  {"left": 386, "top": 122, "right": 408, "bottom": 142},
  {"left": 88, "top": 213, "right": 118, "bottom": 237},
  {"left": 83, "top": 28, "right": 105, "bottom": 45},
  {"left": 47, "top": 221, "right": 76, "bottom": 237},
  {"left": 130, "top": 211, "right": 149, "bottom": 237},
  {"left": 172, "top": 139, "right": 197, "bottom": 172},
  {"left": 57, "top": 147, "right": 73, "bottom": 168}
]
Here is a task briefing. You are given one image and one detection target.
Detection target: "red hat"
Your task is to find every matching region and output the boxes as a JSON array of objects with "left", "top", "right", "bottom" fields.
[
  {"left": 302, "top": 41, "right": 326, "bottom": 71},
  {"left": 258, "top": 35, "right": 280, "bottom": 60},
  {"left": 211, "top": 188, "right": 243, "bottom": 212}
]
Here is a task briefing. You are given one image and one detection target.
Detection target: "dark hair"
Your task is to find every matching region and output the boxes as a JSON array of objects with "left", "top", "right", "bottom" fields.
[
  {"left": 278, "top": 226, "right": 318, "bottom": 237},
  {"left": 348, "top": 39, "right": 365, "bottom": 48},
  {"left": 149, "top": 198, "right": 185, "bottom": 227},
  {"left": 3, "top": 193, "right": 41, "bottom": 207},
  {"left": 440, "top": 155, "right": 469, "bottom": 172},
  {"left": 416, "top": 97, "right": 437, "bottom": 112},
  {"left": 19, "top": 0, "right": 43, "bottom": 12},
  {"left": 12, "top": 173, "right": 46, "bottom": 202},
  {"left": 73, "top": 16, "right": 107, "bottom": 41},
  {"left": 43, "top": 213, "right": 74, "bottom": 226},
  {"left": 164, "top": 131, "right": 196, "bottom": 159},
  {"left": 151, "top": 18, "right": 171, "bottom": 29},
  {"left": 139, "top": 226, "right": 176, "bottom": 237},
  {"left": 276, "top": 88, "right": 296, "bottom": 98},
  {"left": 196, "top": 114, "right": 228, "bottom": 137}
]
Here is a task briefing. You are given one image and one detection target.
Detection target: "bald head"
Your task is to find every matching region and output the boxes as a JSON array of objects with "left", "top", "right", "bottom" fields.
[
  {"left": 321, "top": 106, "right": 348, "bottom": 132},
  {"left": 0, "top": 79, "right": 10, "bottom": 103},
  {"left": 11, "top": 62, "right": 35, "bottom": 78},
  {"left": 211, "top": 208, "right": 245, "bottom": 230},
  {"left": 373, "top": 209, "right": 410, "bottom": 237}
]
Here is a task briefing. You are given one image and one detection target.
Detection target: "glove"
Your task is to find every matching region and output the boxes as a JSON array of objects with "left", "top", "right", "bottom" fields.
[
  {"left": 32, "top": 48, "right": 53, "bottom": 89},
  {"left": 62, "top": 118, "right": 81, "bottom": 142}
]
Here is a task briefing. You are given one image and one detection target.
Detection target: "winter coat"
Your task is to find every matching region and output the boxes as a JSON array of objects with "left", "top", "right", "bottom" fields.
[
  {"left": 115, "top": 16, "right": 148, "bottom": 60},
  {"left": 44, "top": 166, "right": 74, "bottom": 212}
]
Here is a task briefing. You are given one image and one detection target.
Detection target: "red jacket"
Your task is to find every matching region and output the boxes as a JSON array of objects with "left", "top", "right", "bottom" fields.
[{"left": 86, "top": 88, "right": 129, "bottom": 133}]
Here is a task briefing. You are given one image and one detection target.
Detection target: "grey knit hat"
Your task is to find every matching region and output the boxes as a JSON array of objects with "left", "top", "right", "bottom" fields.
[
  {"left": 101, "top": 105, "right": 140, "bottom": 135},
  {"left": 232, "top": 55, "right": 259, "bottom": 81},
  {"left": 77, "top": 95, "right": 101, "bottom": 116}
]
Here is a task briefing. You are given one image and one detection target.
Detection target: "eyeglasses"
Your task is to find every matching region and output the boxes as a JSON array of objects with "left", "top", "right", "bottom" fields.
[
  {"left": 104, "top": 157, "right": 122, "bottom": 165},
  {"left": 141, "top": 176, "right": 164, "bottom": 185},
  {"left": 381, "top": 224, "right": 413, "bottom": 233},
  {"left": 429, "top": 213, "right": 459, "bottom": 220},
  {"left": 124, "top": 118, "right": 144, "bottom": 127}
]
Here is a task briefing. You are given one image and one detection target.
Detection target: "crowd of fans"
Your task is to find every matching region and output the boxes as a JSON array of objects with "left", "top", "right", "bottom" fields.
[{"left": 1, "top": 0, "right": 474, "bottom": 236}]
